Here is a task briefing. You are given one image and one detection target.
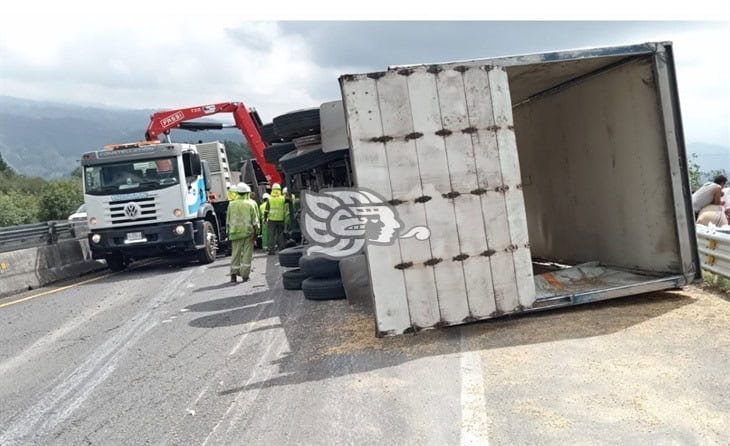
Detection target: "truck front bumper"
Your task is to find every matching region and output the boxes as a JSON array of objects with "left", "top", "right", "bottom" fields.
[{"left": 88, "top": 221, "right": 204, "bottom": 259}]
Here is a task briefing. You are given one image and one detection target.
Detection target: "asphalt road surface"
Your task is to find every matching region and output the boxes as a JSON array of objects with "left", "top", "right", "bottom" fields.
[{"left": 0, "top": 253, "right": 728, "bottom": 445}]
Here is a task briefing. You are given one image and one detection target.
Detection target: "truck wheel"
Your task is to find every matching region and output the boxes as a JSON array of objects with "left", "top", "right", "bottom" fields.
[
  {"left": 299, "top": 254, "right": 341, "bottom": 279},
  {"left": 279, "top": 147, "right": 345, "bottom": 176},
  {"left": 258, "top": 123, "right": 282, "bottom": 145},
  {"left": 302, "top": 277, "right": 346, "bottom": 301},
  {"left": 264, "top": 142, "right": 296, "bottom": 164},
  {"left": 105, "top": 254, "right": 127, "bottom": 272},
  {"left": 282, "top": 268, "right": 308, "bottom": 290},
  {"left": 197, "top": 221, "right": 217, "bottom": 264},
  {"left": 273, "top": 108, "right": 320, "bottom": 139}
]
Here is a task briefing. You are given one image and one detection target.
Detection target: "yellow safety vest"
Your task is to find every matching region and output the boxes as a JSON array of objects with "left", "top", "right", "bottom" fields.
[{"left": 267, "top": 195, "right": 286, "bottom": 221}]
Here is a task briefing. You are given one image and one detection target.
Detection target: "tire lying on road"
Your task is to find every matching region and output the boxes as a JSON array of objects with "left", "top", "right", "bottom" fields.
[
  {"left": 278, "top": 245, "right": 306, "bottom": 268},
  {"left": 282, "top": 268, "right": 308, "bottom": 290},
  {"left": 299, "top": 254, "right": 341, "bottom": 279},
  {"left": 264, "top": 142, "right": 297, "bottom": 164},
  {"left": 302, "top": 276, "right": 346, "bottom": 301},
  {"left": 273, "top": 108, "right": 320, "bottom": 139}
]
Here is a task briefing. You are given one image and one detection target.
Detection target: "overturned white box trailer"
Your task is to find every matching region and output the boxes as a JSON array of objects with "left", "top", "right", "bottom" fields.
[{"left": 338, "top": 42, "right": 699, "bottom": 336}]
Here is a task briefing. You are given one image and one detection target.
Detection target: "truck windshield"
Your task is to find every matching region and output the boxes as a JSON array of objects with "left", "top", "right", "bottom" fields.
[{"left": 84, "top": 157, "right": 180, "bottom": 196}]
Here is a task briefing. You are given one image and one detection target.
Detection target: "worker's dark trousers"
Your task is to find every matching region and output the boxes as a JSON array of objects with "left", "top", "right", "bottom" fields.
[{"left": 267, "top": 221, "right": 285, "bottom": 253}]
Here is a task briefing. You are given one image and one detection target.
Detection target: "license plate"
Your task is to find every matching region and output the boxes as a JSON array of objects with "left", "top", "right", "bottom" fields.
[{"left": 125, "top": 232, "right": 144, "bottom": 242}]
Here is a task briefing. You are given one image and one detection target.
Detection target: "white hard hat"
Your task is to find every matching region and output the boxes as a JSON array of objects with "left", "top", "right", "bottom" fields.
[
  {"left": 282, "top": 187, "right": 288, "bottom": 194},
  {"left": 262, "top": 193, "right": 270, "bottom": 200},
  {"left": 272, "top": 183, "right": 281, "bottom": 190},
  {"left": 235, "top": 182, "right": 251, "bottom": 193}
]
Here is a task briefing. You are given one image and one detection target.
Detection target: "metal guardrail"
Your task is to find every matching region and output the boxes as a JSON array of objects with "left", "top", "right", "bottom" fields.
[
  {"left": 696, "top": 224, "right": 730, "bottom": 279},
  {"left": 0, "top": 220, "right": 75, "bottom": 253}
]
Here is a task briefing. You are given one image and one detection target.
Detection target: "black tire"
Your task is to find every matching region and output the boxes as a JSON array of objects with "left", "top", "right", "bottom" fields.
[
  {"left": 302, "top": 277, "right": 346, "bottom": 301},
  {"left": 273, "top": 108, "right": 320, "bottom": 139},
  {"left": 299, "top": 254, "right": 341, "bottom": 279},
  {"left": 105, "top": 254, "right": 127, "bottom": 272},
  {"left": 282, "top": 268, "right": 308, "bottom": 290},
  {"left": 258, "top": 123, "right": 282, "bottom": 145},
  {"left": 278, "top": 245, "right": 305, "bottom": 268},
  {"left": 279, "top": 147, "right": 345, "bottom": 176},
  {"left": 197, "top": 221, "right": 217, "bottom": 264},
  {"left": 264, "top": 142, "right": 297, "bottom": 164}
]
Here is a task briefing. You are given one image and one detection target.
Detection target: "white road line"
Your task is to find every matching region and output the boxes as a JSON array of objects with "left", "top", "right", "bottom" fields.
[
  {"left": 460, "top": 329, "right": 490, "bottom": 446},
  {"left": 0, "top": 291, "right": 121, "bottom": 378},
  {"left": 201, "top": 316, "right": 284, "bottom": 446},
  {"left": 0, "top": 270, "right": 194, "bottom": 445}
]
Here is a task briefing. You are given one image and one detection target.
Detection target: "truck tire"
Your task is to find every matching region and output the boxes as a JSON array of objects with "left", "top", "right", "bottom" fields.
[
  {"left": 302, "top": 277, "right": 346, "bottom": 301},
  {"left": 258, "top": 123, "right": 281, "bottom": 145},
  {"left": 282, "top": 268, "right": 308, "bottom": 290},
  {"left": 264, "top": 142, "right": 296, "bottom": 164},
  {"left": 197, "top": 221, "right": 217, "bottom": 264},
  {"left": 299, "top": 254, "right": 341, "bottom": 279},
  {"left": 105, "top": 254, "right": 127, "bottom": 272},
  {"left": 279, "top": 147, "right": 345, "bottom": 176},
  {"left": 273, "top": 108, "right": 320, "bottom": 139},
  {"left": 278, "top": 245, "right": 305, "bottom": 268}
]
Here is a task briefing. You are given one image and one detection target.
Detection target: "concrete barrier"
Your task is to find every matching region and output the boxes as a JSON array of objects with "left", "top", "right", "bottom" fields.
[{"left": 0, "top": 239, "right": 106, "bottom": 297}]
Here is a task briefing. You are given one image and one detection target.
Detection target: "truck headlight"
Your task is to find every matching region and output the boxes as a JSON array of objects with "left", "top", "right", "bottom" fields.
[
  {"left": 91, "top": 233, "right": 102, "bottom": 244},
  {"left": 174, "top": 225, "right": 185, "bottom": 235},
  {"left": 89, "top": 217, "right": 97, "bottom": 225},
  {"left": 173, "top": 208, "right": 183, "bottom": 217}
]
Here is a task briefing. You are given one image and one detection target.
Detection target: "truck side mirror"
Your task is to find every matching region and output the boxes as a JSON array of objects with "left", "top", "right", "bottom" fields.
[
  {"left": 183, "top": 152, "right": 203, "bottom": 179},
  {"left": 201, "top": 160, "right": 211, "bottom": 191}
]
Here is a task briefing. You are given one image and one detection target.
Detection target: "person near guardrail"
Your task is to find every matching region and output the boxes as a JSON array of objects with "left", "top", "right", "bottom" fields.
[
  {"left": 264, "top": 183, "right": 286, "bottom": 255},
  {"left": 692, "top": 175, "right": 727, "bottom": 219},
  {"left": 697, "top": 204, "right": 729, "bottom": 227},
  {"left": 227, "top": 183, "right": 259, "bottom": 283}
]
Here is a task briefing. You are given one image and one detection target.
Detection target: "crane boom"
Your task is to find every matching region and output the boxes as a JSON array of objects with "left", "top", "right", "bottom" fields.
[{"left": 145, "top": 102, "right": 281, "bottom": 184}]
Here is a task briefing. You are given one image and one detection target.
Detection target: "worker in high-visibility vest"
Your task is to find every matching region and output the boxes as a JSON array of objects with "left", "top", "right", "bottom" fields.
[
  {"left": 264, "top": 183, "right": 286, "bottom": 255},
  {"left": 259, "top": 193, "right": 270, "bottom": 250},
  {"left": 226, "top": 183, "right": 259, "bottom": 283},
  {"left": 227, "top": 188, "right": 238, "bottom": 201}
]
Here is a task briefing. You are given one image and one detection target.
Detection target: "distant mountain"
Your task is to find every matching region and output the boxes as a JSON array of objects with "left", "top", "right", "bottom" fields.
[
  {"left": 0, "top": 96, "right": 245, "bottom": 178},
  {"left": 0, "top": 95, "right": 727, "bottom": 180},
  {"left": 687, "top": 142, "right": 730, "bottom": 175}
]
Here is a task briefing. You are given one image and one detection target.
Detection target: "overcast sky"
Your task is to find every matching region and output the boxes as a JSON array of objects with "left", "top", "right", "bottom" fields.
[{"left": 0, "top": 14, "right": 728, "bottom": 146}]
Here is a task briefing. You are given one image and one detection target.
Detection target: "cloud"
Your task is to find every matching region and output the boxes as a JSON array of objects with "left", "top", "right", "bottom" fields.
[
  {"left": 0, "top": 17, "right": 332, "bottom": 122},
  {"left": 0, "top": 19, "right": 727, "bottom": 145}
]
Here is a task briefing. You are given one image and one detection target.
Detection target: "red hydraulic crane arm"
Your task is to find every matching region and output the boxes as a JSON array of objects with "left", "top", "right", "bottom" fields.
[{"left": 145, "top": 102, "right": 281, "bottom": 184}]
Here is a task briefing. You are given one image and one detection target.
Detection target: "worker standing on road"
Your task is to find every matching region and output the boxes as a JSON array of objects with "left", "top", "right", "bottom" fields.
[
  {"left": 259, "top": 193, "right": 270, "bottom": 250},
  {"left": 264, "top": 183, "right": 286, "bottom": 255},
  {"left": 227, "top": 183, "right": 259, "bottom": 283}
]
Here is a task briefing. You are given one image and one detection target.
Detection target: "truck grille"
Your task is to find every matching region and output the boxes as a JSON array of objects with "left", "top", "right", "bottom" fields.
[{"left": 107, "top": 197, "right": 158, "bottom": 225}]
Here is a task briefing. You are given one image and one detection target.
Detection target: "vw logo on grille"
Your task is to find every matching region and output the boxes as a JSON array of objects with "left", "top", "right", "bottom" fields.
[{"left": 124, "top": 202, "right": 141, "bottom": 219}]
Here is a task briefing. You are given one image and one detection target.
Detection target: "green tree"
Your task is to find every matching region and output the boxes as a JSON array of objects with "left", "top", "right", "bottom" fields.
[
  {"left": 224, "top": 141, "right": 252, "bottom": 172},
  {"left": 0, "top": 191, "right": 40, "bottom": 226},
  {"left": 706, "top": 169, "right": 728, "bottom": 182},
  {"left": 0, "top": 152, "right": 11, "bottom": 173},
  {"left": 688, "top": 153, "right": 701, "bottom": 192},
  {"left": 37, "top": 179, "right": 83, "bottom": 221}
]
